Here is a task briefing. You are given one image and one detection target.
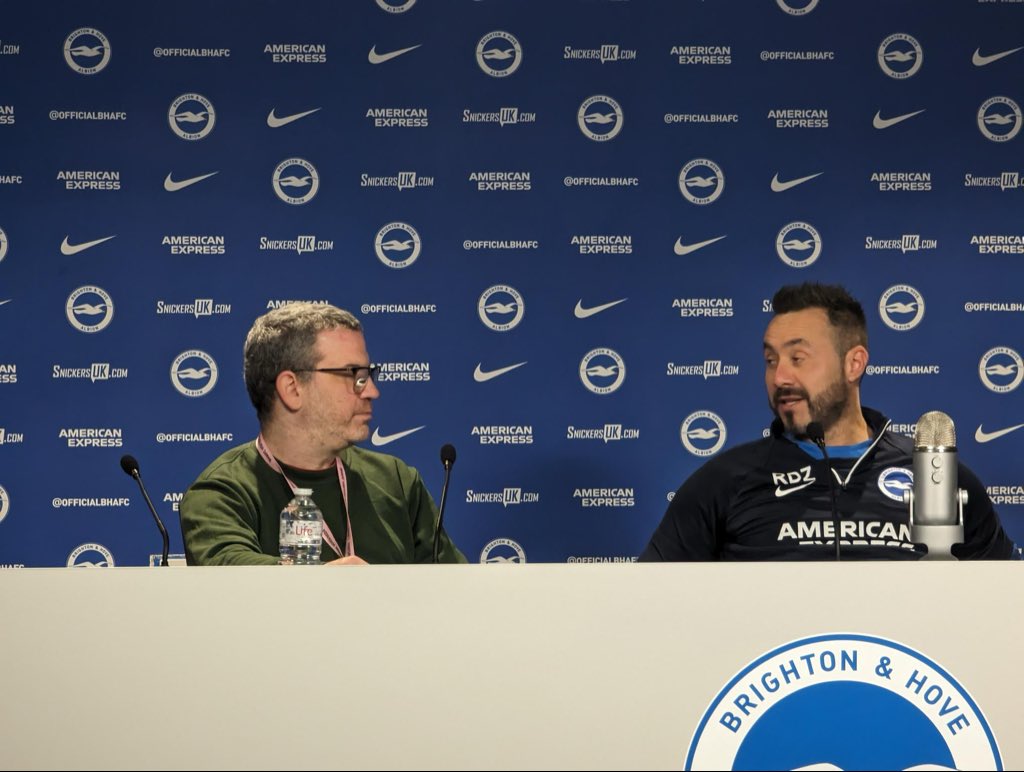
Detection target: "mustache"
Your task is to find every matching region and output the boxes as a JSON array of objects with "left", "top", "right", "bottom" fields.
[{"left": 773, "top": 387, "right": 809, "bottom": 407}]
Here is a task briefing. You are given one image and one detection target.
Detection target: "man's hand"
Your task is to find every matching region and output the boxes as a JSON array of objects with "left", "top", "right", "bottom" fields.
[{"left": 325, "top": 555, "right": 368, "bottom": 566}]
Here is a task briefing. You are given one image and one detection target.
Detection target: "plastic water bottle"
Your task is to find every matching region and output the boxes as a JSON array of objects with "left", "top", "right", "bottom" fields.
[{"left": 278, "top": 488, "right": 324, "bottom": 565}]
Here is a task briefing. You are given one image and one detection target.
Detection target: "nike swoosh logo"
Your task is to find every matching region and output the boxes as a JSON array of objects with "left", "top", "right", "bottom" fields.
[
  {"left": 775, "top": 480, "right": 815, "bottom": 498},
  {"left": 473, "top": 362, "right": 527, "bottom": 382},
  {"left": 60, "top": 235, "right": 116, "bottom": 255},
  {"left": 368, "top": 44, "right": 421, "bottom": 64},
  {"left": 972, "top": 46, "right": 1024, "bottom": 67},
  {"left": 770, "top": 172, "right": 823, "bottom": 193},
  {"left": 574, "top": 298, "right": 628, "bottom": 318},
  {"left": 164, "top": 172, "right": 218, "bottom": 192},
  {"left": 267, "top": 107, "right": 321, "bottom": 128},
  {"left": 371, "top": 425, "right": 426, "bottom": 446},
  {"left": 673, "top": 236, "right": 726, "bottom": 255},
  {"left": 872, "top": 109, "right": 926, "bottom": 130},
  {"left": 975, "top": 423, "right": 1024, "bottom": 443},
  {"left": 0, "top": 299, "right": 11, "bottom": 306}
]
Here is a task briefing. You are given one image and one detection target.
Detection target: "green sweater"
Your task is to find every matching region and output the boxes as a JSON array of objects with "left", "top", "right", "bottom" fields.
[{"left": 180, "top": 441, "right": 466, "bottom": 565}]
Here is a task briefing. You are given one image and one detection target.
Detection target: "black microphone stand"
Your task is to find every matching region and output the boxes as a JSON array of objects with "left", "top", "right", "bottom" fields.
[
  {"left": 807, "top": 423, "right": 841, "bottom": 561},
  {"left": 433, "top": 445, "right": 456, "bottom": 563},
  {"left": 120, "top": 455, "right": 170, "bottom": 566}
]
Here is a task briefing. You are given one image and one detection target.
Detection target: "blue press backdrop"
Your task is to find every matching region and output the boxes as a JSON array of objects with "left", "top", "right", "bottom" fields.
[{"left": 0, "top": 0, "right": 1022, "bottom": 567}]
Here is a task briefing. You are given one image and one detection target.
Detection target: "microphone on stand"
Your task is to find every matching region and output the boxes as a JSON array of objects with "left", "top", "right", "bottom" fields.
[
  {"left": 119, "top": 454, "right": 170, "bottom": 567},
  {"left": 806, "top": 422, "right": 841, "bottom": 561},
  {"left": 904, "top": 411, "right": 966, "bottom": 560},
  {"left": 433, "top": 444, "right": 456, "bottom": 564}
]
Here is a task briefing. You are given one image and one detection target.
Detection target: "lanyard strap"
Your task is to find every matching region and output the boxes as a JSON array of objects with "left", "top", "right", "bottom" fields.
[{"left": 255, "top": 434, "right": 354, "bottom": 558}]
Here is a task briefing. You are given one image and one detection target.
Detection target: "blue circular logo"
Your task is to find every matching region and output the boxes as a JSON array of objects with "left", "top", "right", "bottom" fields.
[
  {"left": 686, "top": 633, "right": 1001, "bottom": 770},
  {"left": 878, "top": 467, "right": 914, "bottom": 502}
]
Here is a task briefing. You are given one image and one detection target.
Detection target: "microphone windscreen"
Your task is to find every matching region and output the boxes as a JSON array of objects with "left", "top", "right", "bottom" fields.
[
  {"left": 440, "top": 444, "right": 457, "bottom": 466},
  {"left": 915, "top": 411, "right": 956, "bottom": 448},
  {"left": 119, "top": 454, "right": 140, "bottom": 476},
  {"left": 805, "top": 422, "right": 825, "bottom": 443}
]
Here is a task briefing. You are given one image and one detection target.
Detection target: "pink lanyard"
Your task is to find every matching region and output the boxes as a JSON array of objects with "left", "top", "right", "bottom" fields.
[{"left": 255, "top": 434, "right": 355, "bottom": 558}]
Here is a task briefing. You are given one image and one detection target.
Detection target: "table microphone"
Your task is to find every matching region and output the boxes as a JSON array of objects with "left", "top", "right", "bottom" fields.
[
  {"left": 433, "top": 444, "right": 456, "bottom": 563},
  {"left": 806, "top": 422, "right": 841, "bottom": 561},
  {"left": 904, "top": 411, "right": 966, "bottom": 560},
  {"left": 120, "top": 454, "right": 170, "bottom": 567}
]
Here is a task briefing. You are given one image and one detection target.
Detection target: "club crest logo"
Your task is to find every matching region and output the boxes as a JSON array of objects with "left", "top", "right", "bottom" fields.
[
  {"left": 376, "top": 0, "right": 416, "bottom": 12},
  {"left": 775, "top": 222, "right": 822, "bottom": 268},
  {"left": 168, "top": 93, "right": 216, "bottom": 140},
  {"left": 878, "top": 467, "right": 914, "bottom": 502},
  {"left": 579, "top": 348, "right": 626, "bottom": 395},
  {"left": 680, "top": 411, "right": 727, "bottom": 456},
  {"left": 64, "top": 28, "right": 110, "bottom": 74},
  {"left": 374, "top": 222, "right": 421, "bottom": 269},
  {"left": 65, "top": 285, "right": 114, "bottom": 333},
  {"left": 776, "top": 0, "right": 819, "bottom": 15},
  {"left": 480, "top": 538, "right": 526, "bottom": 564},
  {"left": 578, "top": 95, "right": 623, "bottom": 141},
  {"left": 67, "top": 543, "right": 115, "bottom": 568},
  {"left": 879, "top": 285, "right": 925, "bottom": 331},
  {"left": 686, "top": 633, "right": 1001, "bottom": 770},
  {"left": 476, "top": 31, "right": 522, "bottom": 77},
  {"left": 478, "top": 285, "right": 525, "bottom": 331},
  {"left": 679, "top": 159, "right": 724, "bottom": 205},
  {"left": 878, "top": 33, "right": 923, "bottom": 79},
  {"left": 170, "top": 350, "right": 219, "bottom": 397},
  {"left": 273, "top": 158, "right": 319, "bottom": 205},
  {"left": 978, "top": 347, "right": 1023, "bottom": 394},
  {"left": 977, "top": 97, "right": 1022, "bottom": 143}
]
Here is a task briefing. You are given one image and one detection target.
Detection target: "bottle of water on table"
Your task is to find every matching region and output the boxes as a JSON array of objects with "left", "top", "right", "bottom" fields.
[{"left": 279, "top": 488, "right": 324, "bottom": 565}]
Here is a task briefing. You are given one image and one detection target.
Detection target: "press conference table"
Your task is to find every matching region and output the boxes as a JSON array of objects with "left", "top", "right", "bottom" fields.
[{"left": 1, "top": 563, "right": 1021, "bottom": 770}]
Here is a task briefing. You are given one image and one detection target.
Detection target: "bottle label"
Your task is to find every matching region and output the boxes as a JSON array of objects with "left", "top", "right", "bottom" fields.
[{"left": 280, "top": 520, "right": 323, "bottom": 546}]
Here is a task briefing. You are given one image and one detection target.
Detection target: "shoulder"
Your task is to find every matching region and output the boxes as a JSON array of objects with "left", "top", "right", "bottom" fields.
[
  {"left": 862, "top": 407, "right": 913, "bottom": 458},
  {"left": 956, "top": 458, "right": 989, "bottom": 493},
  {"left": 342, "top": 445, "right": 431, "bottom": 506},
  {"left": 191, "top": 441, "right": 260, "bottom": 483},
  {"left": 694, "top": 435, "right": 781, "bottom": 478},
  {"left": 182, "top": 441, "right": 262, "bottom": 514},
  {"left": 875, "top": 427, "right": 914, "bottom": 464},
  {"left": 674, "top": 435, "right": 781, "bottom": 501},
  {"left": 343, "top": 445, "right": 423, "bottom": 482}
]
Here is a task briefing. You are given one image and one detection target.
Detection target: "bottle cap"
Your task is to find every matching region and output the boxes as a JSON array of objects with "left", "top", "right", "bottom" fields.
[{"left": 294, "top": 487, "right": 313, "bottom": 496}]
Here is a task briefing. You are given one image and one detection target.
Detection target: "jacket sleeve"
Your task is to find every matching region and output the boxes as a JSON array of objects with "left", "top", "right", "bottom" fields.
[
  {"left": 403, "top": 463, "right": 468, "bottom": 564},
  {"left": 952, "top": 462, "right": 1019, "bottom": 560},
  {"left": 180, "top": 477, "right": 279, "bottom": 566},
  {"left": 639, "top": 461, "right": 730, "bottom": 561}
]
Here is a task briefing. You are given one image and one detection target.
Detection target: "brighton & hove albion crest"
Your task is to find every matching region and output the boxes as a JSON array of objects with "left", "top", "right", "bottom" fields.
[{"left": 686, "top": 633, "right": 1001, "bottom": 770}]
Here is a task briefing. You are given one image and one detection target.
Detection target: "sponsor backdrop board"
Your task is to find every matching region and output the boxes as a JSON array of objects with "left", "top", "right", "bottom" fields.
[{"left": 0, "top": 0, "right": 1022, "bottom": 567}]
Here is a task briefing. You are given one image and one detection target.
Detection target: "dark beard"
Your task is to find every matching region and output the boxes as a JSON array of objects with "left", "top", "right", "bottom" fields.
[{"left": 771, "top": 375, "right": 849, "bottom": 439}]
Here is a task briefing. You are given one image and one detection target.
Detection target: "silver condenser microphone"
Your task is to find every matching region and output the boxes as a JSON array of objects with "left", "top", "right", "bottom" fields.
[{"left": 904, "top": 411, "right": 967, "bottom": 560}]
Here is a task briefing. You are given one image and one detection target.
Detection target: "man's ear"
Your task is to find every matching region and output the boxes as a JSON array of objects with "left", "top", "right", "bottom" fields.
[
  {"left": 845, "top": 345, "right": 868, "bottom": 383},
  {"left": 275, "top": 370, "right": 304, "bottom": 413}
]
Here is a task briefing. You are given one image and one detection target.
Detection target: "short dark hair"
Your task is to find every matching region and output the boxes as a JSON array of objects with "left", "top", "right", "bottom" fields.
[
  {"left": 771, "top": 282, "right": 868, "bottom": 355},
  {"left": 244, "top": 303, "right": 362, "bottom": 423}
]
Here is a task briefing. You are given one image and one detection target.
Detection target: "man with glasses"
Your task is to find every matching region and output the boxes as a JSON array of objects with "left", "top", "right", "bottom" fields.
[{"left": 180, "top": 302, "right": 466, "bottom": 565}]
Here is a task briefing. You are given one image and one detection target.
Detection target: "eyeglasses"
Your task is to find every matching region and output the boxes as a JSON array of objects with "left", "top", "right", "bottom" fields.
[{"left": 294, "top": 365, "right": 380, "bottom": 393}]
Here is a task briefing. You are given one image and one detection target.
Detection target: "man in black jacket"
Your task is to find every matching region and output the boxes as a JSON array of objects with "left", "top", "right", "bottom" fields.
[{"left": 640, "top": 282, "right": 1017, "bottom": 561}]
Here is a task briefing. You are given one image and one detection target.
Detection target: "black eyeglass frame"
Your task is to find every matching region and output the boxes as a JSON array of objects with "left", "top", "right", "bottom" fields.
[{"left": 292, "top": 365, "right": 380, "bottom": 392}]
